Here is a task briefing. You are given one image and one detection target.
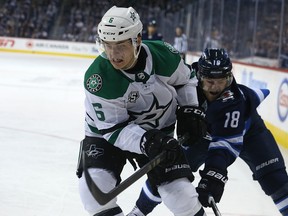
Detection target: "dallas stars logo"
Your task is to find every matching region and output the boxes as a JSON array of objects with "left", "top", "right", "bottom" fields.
[
  {"left": 128, "top": 95, "right": 172, "bottom": 128},
  {"left": 86, "top": 74, "right": 102, "bottom": 93},
  {"left": 130, "top": 11, "right": 136, "bottom": 22},
  {"left": 86, "top": 145, "right": 104, "bottom": 159}
]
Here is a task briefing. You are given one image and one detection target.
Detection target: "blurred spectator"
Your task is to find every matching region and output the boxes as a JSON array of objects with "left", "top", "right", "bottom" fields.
[
  {"left": 0, "top": 0, "right": 59, "bottom": 39},
  {"left": 203, "top": 29, "right": 221, "bottom": 49},
  {"left": 281, "top": 55, "right": 288, "bottom": 68},
  {"left": 0, "top": 0, "right": 287, "bottom": 68},
  {"left": 60, "top": 1, "right": 106, "bottom": 42},
  {"left": 87, "top": 25, "right": 97, "bottom": 42},
  {"left": 142, "top": 19, "right": 163, "bottom": 40},
  {"left": 173, "top": 25, "right": 188, "bottom": 60}
]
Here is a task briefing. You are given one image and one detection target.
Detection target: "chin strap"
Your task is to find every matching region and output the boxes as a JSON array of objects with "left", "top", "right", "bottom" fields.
[{"left": 124, "top": 40, "right": 142, "bottom": 70}]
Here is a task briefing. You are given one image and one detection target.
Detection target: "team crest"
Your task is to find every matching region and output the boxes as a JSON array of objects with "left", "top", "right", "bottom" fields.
[
  {"left": 130, "top": 11, "right": 136, "bottom": 22},
  {"left": 86, "top": 74, "right": 102, "bottom": 92},
  {"left": 164, "top": 42, "right": 179, "bottom": 54},
  {"left": 86, "top": 144, "right": 104, "bottom": 159},
  {"left": 219, "top": 90, "right": 234, "bottom": 102}
]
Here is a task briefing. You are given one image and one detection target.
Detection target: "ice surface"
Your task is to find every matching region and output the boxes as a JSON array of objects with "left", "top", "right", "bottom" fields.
[{"left": 0, "top": 52, "right": 283, "bottom": 216}]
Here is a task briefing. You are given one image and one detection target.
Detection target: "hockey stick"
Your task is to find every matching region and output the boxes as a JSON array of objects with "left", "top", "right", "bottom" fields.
[
  {"left": 83, "top": 135, "right": 188, "bottom": 205},
  {"left": 208, "top": 195, "right": 222, "bottom": 216}
]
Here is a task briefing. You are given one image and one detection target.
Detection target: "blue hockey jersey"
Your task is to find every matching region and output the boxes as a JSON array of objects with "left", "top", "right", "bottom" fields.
[{"left": 198, "top": 78, "right": 270, "bottom": 170}]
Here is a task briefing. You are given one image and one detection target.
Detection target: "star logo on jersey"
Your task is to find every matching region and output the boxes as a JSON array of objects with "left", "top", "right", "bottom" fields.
[
  {"left": 128, "top": 95, "right": 172, "bottom": 128},
  {"left": 130, "top": 11, "right": 136, "bottom": 22},
  {"left": 85, "top": 144, "right": 104, "bottom": 159},
  {"left": 86, "top": 74, "right": 102, "bottom": 93}
]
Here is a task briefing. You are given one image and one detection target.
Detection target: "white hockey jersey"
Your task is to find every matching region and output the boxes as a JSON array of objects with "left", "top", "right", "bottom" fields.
[{"left": 84, "top": 41, "right": 198, "bottom": 154}]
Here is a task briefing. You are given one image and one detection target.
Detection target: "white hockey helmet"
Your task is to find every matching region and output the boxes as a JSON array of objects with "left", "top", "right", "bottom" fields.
[{"left": 97, "top": 6, "right": 143, "bottom": 42}]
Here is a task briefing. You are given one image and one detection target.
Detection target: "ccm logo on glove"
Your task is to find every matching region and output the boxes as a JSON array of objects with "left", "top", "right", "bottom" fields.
[{"left": 182, "top": 107, "right": 206, "bottom": 118}]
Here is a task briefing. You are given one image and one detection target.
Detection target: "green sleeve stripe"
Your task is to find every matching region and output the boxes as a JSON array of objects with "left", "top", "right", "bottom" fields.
[
  {"left": 190, "top": 69, "right": 196, "bottom": 78},
  {"left": 108, "top": 128, "right": 123, "bottom": 144},
  {"left": 87, "top": 123, "right": 124, "bottom": 146},
  {"left": 87, "top": 124, "right": 101, "bottom": 135}
]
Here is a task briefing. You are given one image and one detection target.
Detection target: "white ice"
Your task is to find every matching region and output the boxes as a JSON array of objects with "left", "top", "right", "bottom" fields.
[{"left": 0, "top": 52, "right": 284, "bottom": 216}]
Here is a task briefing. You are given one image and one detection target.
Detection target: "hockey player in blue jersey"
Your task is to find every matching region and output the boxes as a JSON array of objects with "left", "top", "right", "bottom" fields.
[{"left": 128, "top": 48, "right": 288, "bottom": 216}]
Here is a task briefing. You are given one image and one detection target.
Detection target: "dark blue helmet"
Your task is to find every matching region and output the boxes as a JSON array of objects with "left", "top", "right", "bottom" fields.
[{"left": 198, "top": 48, "right": 232, "bottom": 79}]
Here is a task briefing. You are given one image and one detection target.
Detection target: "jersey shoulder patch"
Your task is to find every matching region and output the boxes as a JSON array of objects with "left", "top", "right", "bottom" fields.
[
  {"left": 84, "top": 57, "right": 130, "bottom": 99},
  {"left": 143, "top": 41, "right": 181, "bottom": 77},
  {"left": 163, "top": 41, "right": 179, "bottom": 54},
  {"left": 218, "top": 90, "right": 235, "bottom": 102}
]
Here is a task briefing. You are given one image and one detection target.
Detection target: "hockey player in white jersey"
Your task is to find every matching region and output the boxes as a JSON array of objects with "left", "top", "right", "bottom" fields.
[{"left": 76, "top": 6, "right": 207, "bottom": 216}]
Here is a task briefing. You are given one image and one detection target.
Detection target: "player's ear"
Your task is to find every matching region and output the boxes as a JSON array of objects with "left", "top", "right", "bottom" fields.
[{"left": 137, "top": 33, "right": 142, "bottom": 45}]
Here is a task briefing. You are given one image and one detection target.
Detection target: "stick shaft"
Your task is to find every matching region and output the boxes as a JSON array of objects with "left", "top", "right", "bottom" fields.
[{"left": 208, "top": 195, "right": 222, "bottom": 216}]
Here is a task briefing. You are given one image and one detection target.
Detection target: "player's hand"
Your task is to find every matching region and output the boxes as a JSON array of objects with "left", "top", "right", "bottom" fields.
[
  {"left": 140, "top": 129, "right": 181, "bottom": 167},
  {"left": 196, "top": 168, "right": 228, "bottom": 207},
  {"left": 176, "top": 106, "right": 207, "bottom": 146}
]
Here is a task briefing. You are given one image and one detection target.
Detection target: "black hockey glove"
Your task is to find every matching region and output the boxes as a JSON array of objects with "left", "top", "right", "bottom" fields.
[
  {"left": 140, "top": 129, "right": 181, "bottom": 167},
  {"left": 176, "top": 106, "right": 207, "bottom": 146},
  {"left": 196, "top": 168, "right": 228, "bottom": 207}
]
